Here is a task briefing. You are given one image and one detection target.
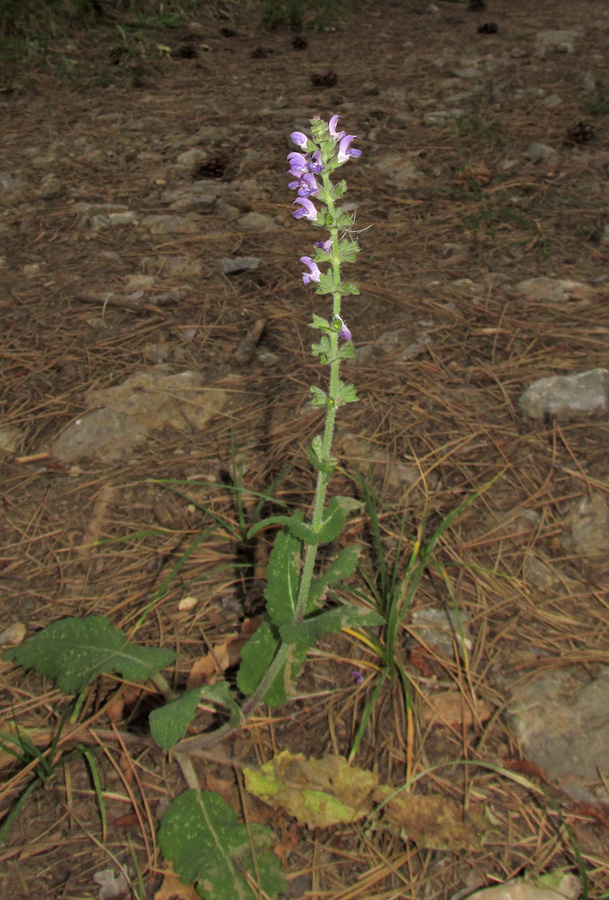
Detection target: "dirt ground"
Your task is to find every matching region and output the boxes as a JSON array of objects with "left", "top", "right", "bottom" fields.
[{"left": 1, "top": 0, "right": 609, "bottom": 897}]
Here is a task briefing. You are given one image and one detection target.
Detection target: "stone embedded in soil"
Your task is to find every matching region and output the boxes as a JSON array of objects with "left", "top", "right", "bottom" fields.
[
  {"left": 220, "top": 256, "right": 260, "bottom": 275},
  {"left": 467, "top": 874, "right": 581, "bottom": 900},
  {"left": 534, "top": 29, "right": 580, "bottom": 57},
  {"left": 176, "top": 148, "right": 209, "bottom": 167},
  {"left": 237, "top": 211, "right": 279, "bottom": 232},
  {"left": 519, "top": 368, "right": 609, "bottom": 421},
  {"left": 0, "top": 425, "right": 24, "bottom": 454},
  {"left": 375, "top": 153, "right": 425, "bottom": 186},
  {"left": 38, "top": 177, "right": 65, "bottom": 200},
  {"left": 162, "top": 182, "right": 223, "bottom": 213},
  {"left": 563, "top": 493, "right": 609, "bottom": 557},
  {"left": 408, "top": 607, "right": 473, "bottom": 661},
  {"left": 523, "top": 552, "right": 559, "bottom": 590},
  {"left": 509, "top": 667, "right": 609, "bottom": 804},
  {"left": 51, "top": 369, "right": 227, "bottom": 464},
  {"left": 143, "top": 256, "right": 203, "bottom": 277},
  {"left": 525, "top": 142, "right": 559, "bottom": 164},
  {"left": 508, "top": 276, "right": 600, "bottom": 303},
  {"left": 140, "top": 214, "right": 203, "bottom": 234}
]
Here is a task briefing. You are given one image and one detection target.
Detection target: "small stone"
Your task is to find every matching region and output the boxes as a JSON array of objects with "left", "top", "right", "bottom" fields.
[
  {"left": 519, "top": 368, "right": 609, "bottom": 421},
  {"left": 0, "top": 425, "right": 24, "bottom": 453},
  {"left": 237, "top": 212, "right": 279, "bottom": 232},
  {"left": 523, "top": 551, "right": 559, "bottom": 589},
  {"left": 220, "top": 256, "right": 260, "bottom": 275},
  {"left": 0, "top": 622, "right": 26, "bottom": 646},
  {"left": 83, "top": 149, "right": 107, "bottom": 164},
  {"left": 176, "top": 148, "right": 209, "bottom": 167},
  {"left": 140, "top": 214, "right": 202, "bottom": 235},
  {"left": 567, "top": 493, "right": 609, "bottom": 557},
  {"left": 39, "top": 178, "right": 65, "bottom": 200},
  {"left": 525, "top": 142, "right": 559, "bottom": 163}
]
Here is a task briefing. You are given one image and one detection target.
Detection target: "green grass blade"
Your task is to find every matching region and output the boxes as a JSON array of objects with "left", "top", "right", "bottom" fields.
[{"left": 348, "top": 669, "right": 388, "bottom": 762}]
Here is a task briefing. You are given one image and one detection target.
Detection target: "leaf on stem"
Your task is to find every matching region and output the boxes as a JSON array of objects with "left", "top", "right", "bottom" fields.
[
  {"left": 237, "top": 619, "right": 309, "bottom": 707},
  {"left": 5, "top": 616, "right": 176, "bottom": 694},
  {"left": 150, "top": 682, "right": 241, "bottom": 751},
  {"left": 280, "top": 604, "right": 384, "bottom": 645},
  {"left": 158, "top": 789, "right": 285, "bottom": 900},
  {"left": 264, "top": 531, "right": 302, "bottom": 626}
]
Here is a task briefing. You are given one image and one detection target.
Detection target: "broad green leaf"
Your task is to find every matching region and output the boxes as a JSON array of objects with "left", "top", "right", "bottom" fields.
[
  {"left": 150, "top": 688, "right": 202, "bottom": 751},
  {"left": 309, "top": 313, "right": 331, "bottom": 331},
  {"left": 310, "top": 385, "right": 328, "bottom": 408},
  {"left": 338, "top": 282, "right": 360, "bottom": 295},
  {"left": 158, "top": 789, "right": 285, "bottom": 900},
  {"left": 265, "top": 531, "right": 302, "bottom": 626},
  {"left": 337, "top": 381, "right": 359, "bottom": 405},
  {"left": 308, "top": 544, "right": 362, "bottom": 608},
  {"left": 6, "top": 616, "right": 176, "bottom": 694},
  {"left": 237, "top": 619, "right": 309, "bottom": 707},
  {"left": 315, "top": 271, "right": 335, "bottom": 295},
  {"left": 280, "top": 605, "right": 384, "bottom": 646}
]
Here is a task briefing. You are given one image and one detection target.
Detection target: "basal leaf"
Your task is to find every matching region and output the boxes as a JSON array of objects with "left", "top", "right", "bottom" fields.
[
  {"left": 150, "top": 688, "right": 202, "bottom": 751},
  {"left": 237, "top": 619, "right": 309, "bottom": 707},
  {"left": 264, "top": 531, "right": 302, "bottom": 626},
  {"left": 244, "top": 751, "right": 378, "bottom": 829},
  {"left": 158, "top": 789, "right": 285, "bottom": 900},
  {"left": 280, "top": 605, "right": 384, "bottom": 646},
  {"left": 7, "top": 616, "right": 176, "bottom": 694}
]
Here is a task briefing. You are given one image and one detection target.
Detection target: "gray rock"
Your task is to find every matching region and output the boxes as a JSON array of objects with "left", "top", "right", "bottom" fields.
[
  {"left": 176, "top": 148, "right": 209, "bottom": 167},
  {"left": 83, "top": 148, "right": 107, "bottom": 164},
  {"left": 566, "top": 493, "right": 609, "bottom": 557},
  {"left": 525, "top": 143, "right": 559, "bottom": 164},
  {"left": 140, "top": 214, "right": 202, "bottom": 235},
  {"left": 375, "top": 153, "right": 425, "bottom": 186},
  {"left": 39, "top": 178, "right": 65, "bottom": 200},
  {"left": 509, "top": 667, "right": 609, "bottom": 802},
  {"left": 162, "top": 182, "right": 222, "bottom": 213},
  {"left": 220, "top": 256, "right": 260, "bottom": 275},
  {"left": 523, "top": 551, "right": 558, "bottom": 590},
  {"left": 409, "top": 607, "right": 473, "bottom": 661},
  {"left": 0, "top": 172, "right": 27, "bottom": 200},
  {"left": 74, "top": 202, "right": 130, "bottom": 228},
  {"left": 0, "top": 425, "right": 24, "bottom": 454},
  {"left": 52, "top": 369, "right": 227, "bottom": 463},
  {"left": 237, "top": 212, "right": 279, "bottom": 232},
  {"left": 143, "top": 256, "right": 203, "bottom": 277},
  {"left": 509, "top": 276, "right": 599, "bottom": 303},
  {"left": 534, "top": 29, "right": 579, "bottom": 57},
  {"left": 519, "top": 368, "right": 609, "bottom": 420}
]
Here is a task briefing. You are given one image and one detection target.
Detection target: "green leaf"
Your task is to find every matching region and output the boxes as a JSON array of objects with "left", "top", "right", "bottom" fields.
[
  {"left": 237, "top": 619, "right": 309, "bottom": 707},
  {"left": 150, "top": 688, "right": 202, "bottom": 751},
  {"left": 158, "top": 789, "right": 285, "bottom": 900},
  {"left": 338, "top": 341, "right": 355, "bottom": 360},
  {"left": 311, "top": 335, "right": 331, "bottom": 363},
  {"left": 309, "top": 314, "right": 331, "bottom": 332},
  {"left": 310, "top": 385, "right": 328, "bottom": 408},
  {"left": 338, "top": 281, "right": 360, "bottom": 295},
  {"left": 338, "top": 239, "right": 359, "bottom": 263},
  {"left": 337, "top": 381, "right": 359, "bottom": 405},
  {"left": 7, "top": 616, "right": 176, "bottom": 694},
  {"left": 265, "top": 531, "right": 302, "bottom": 626},
  {"left": 280, "top": 605, "right": 384, "bottom": 645},
  {"left": 308, "top": 544, "right": 362, "bottom": 608},
  {"left": 315, "top": 271, "right": 335, "bottom": 295}
]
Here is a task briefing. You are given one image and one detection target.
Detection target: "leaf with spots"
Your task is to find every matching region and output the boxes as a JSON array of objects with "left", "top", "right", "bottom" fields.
[
  {"left": 158, "top": 789, "right": 285, "bottom": 900},
  {"left": 5, "top": 616, "right": 176, "bottom": 694}
]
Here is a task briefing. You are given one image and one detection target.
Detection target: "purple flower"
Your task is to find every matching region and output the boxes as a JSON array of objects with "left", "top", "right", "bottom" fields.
[
  {"left": 288, "top": 172, "right": 318, "bottom": 197},
  {"left": 287, "top": 152, "right": 309, "bottom": 176},
  {"left": 338, "top": 317, "right": 352, "bottom": 341},
  {"left": 350, "top": 669, "right": 365, "bottom": 685},
  {"left": 315, "top": 238, "right": 333, "bottom": 252},
  {"left": 298, "top": 172, "right": 319, "bottom": 197},
  {"left": 290, "top": 131, "right": 309, "bottom": 149},
  {"left": 308, "top": 151, "right": 324, "bottom": 173},
  {"left": 337, "top": 134, "right": 362, "bottom": 164},
  {"left": 293, "top": 197, "right": 318, "bottom": 221},
  {"left": 300, "top": 256, "right": 321, "bottom": 285},
  {"left": 328, "top": 115, "right": 345, "bottom": 142}
]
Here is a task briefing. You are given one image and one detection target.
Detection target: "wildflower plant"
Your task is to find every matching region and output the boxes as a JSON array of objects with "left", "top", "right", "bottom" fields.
[{"left": 4, "top": 114, "right": 382, "bottom": 900}]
